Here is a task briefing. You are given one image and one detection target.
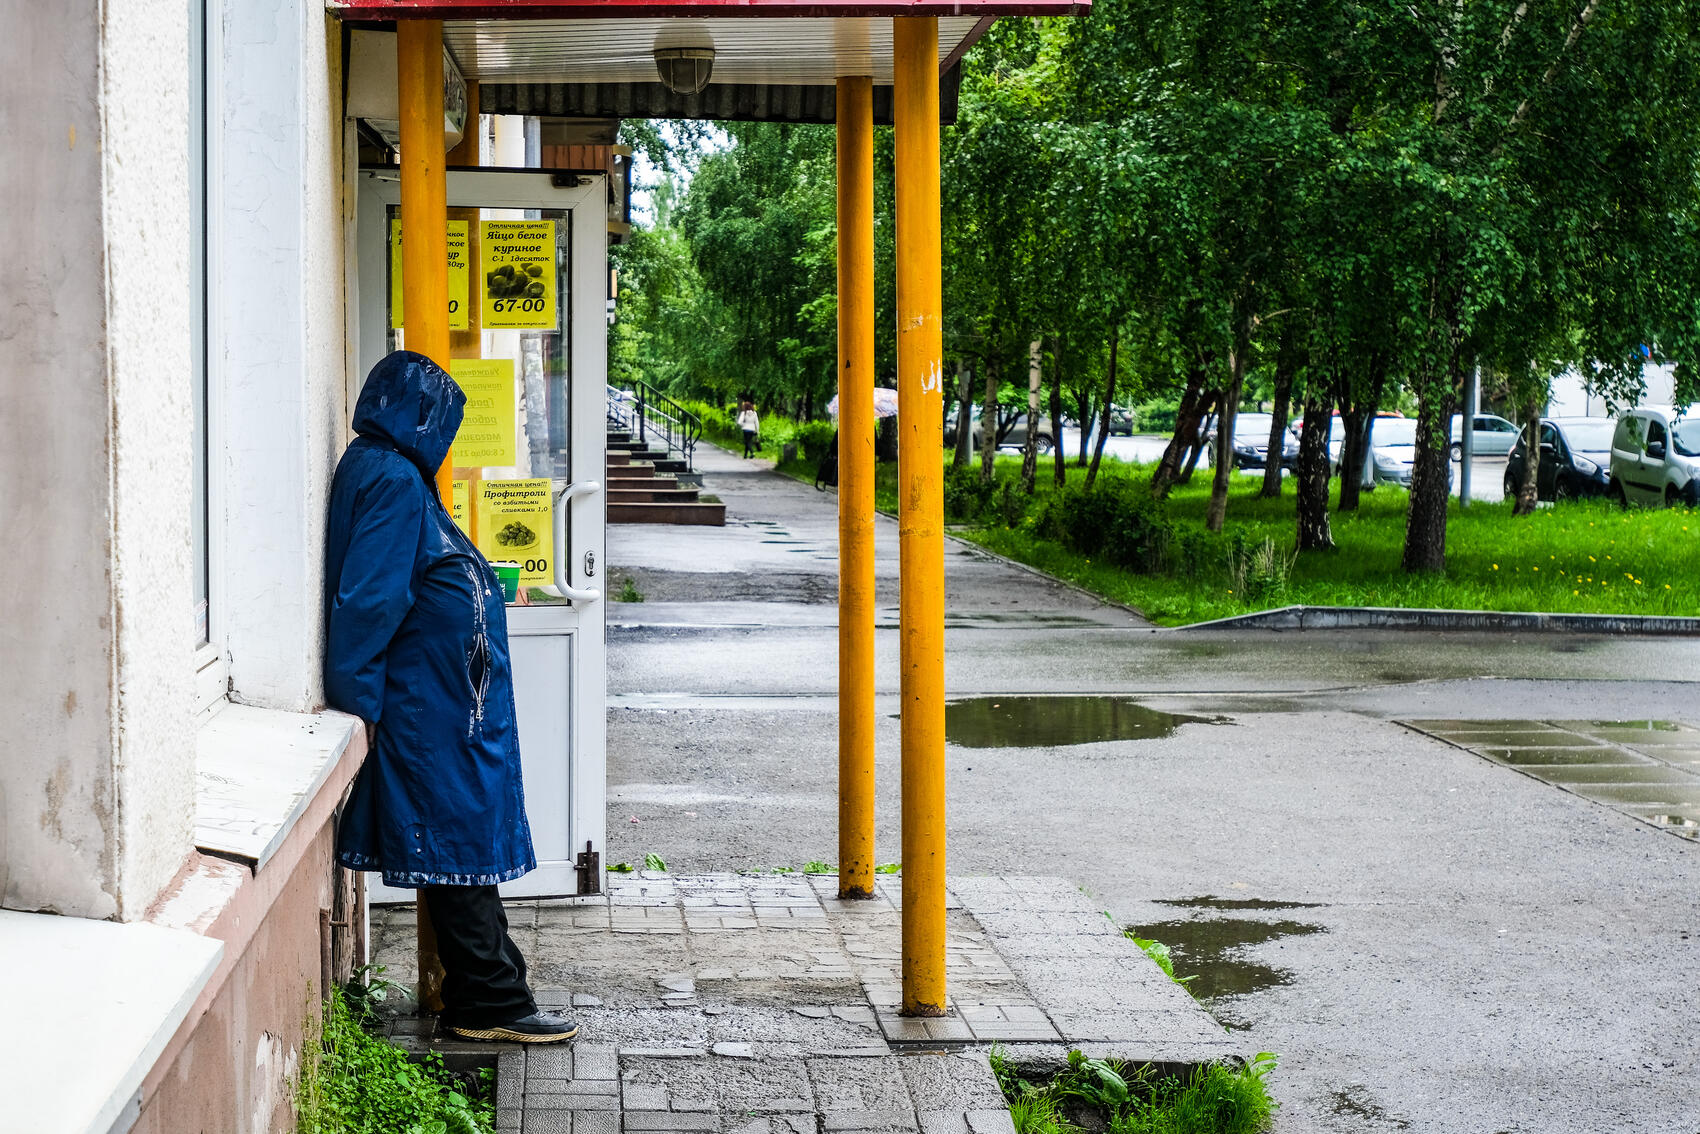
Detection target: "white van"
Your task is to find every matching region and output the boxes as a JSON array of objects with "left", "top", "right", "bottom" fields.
[{"left": 1607, "top": 407, "right": 1700, "bottom": 507}]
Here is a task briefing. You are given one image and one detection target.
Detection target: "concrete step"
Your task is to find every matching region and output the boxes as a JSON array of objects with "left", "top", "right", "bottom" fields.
[
  {"left": 605, "top": 451, "right": 633, "bottom": 466},
  {"left": 608, "top": 501, "right": 726, "bottom": 526},
  {"left": 606, "top": 430, "right": 632, "bottom": 444},
  {"left": 607, "top": 487, "right": 705, "bottom": 504},
  {"left": 606, "top": 462, "right": 657, "bottom": 478},
  {"left": 607, "top": 475, "right": 679, "bottom": 492}
]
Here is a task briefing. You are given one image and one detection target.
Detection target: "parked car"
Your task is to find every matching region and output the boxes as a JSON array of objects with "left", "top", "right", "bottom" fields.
[
  {"left": 1105, "top": 404, "right": 1135, "bottom": 437},
  {"left": 1291, "top": 410, "right": 1405, "bottom": 473},
  {"left": 1448, "top": 413, "right": 1521, "bottom": 460},
  {"left": 1204, "top": 412, "right": 1299, "bottom": 471},
  {"left": 1369, "top": 418, "right": 1455, "bottom": 488},
  {"left": 1503, "top": 417, "right": 1614, "bottom": 502},
  {"left": 1607, "top": 407, "right": 1700, "bottom": 508},
  {"left": 944, "top": 406, "right": 1059, "bottom": 455}
]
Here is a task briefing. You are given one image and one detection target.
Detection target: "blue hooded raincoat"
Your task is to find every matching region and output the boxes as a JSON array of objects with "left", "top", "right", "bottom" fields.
[{"left": 325, "top": 351, "right": 536, "bottom": 887}]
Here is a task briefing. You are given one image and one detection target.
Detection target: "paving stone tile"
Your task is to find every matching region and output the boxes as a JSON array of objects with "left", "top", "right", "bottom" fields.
[
  {"left": 898, "top": 1052, "right": 1007, "bottom": 1111},
  {"left": 821, "top": 1109, "right": 916, "bottom": 1132},
  {"left": 727, "top": 1121, "right": 771, "bottom": 1134},
  {"left": 625, "top": 1113, "right": 718, "bottom": 1131},
  {"left": 965, "top": 1111, "right": 1016, "bottom": 1134},
  {"left": 527, "top": 1047, "right": 574, "bottom": 1079},
  {"left": 521, "top": 1111, "right": 572, "bottom": 1134},
  {"left": 496, "top": 1108, "right": 522, "bottom": 1133},
  {"left": 526, "top": 1079, "right": 620, "bottom": 1097},
  {"left": 573, "top": 1042, "right": 620, "bottom": 1080},
  {"left": 918, "top": 1114, "right": 970, "bottom": 1134},
  {"left": 623, "top": 1055, "right": 815, "bottom": 1114},
  {"left": 574, "top": 1115, "right": 620, "bottom": 1134}
]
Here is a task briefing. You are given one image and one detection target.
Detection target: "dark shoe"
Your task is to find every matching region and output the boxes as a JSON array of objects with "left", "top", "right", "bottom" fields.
[{"left": 449, "top": 1010, "right": 579, "bottom": 1044}]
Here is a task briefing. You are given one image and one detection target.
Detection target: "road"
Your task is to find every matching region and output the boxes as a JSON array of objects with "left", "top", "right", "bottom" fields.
[{"left": 604, "top": 442, "right": 1700, "bottom": 1133}]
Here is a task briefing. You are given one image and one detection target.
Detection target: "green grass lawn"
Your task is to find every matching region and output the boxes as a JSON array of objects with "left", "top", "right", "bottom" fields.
[{"left": 861, "top": 454, "right": 1700, "bottom": 626}]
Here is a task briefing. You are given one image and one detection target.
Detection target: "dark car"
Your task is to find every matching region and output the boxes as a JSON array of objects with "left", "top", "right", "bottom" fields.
[
  {"left": 1204, "top": 412, "right": 1300, "bottom": 472},
  {"left": 1504, "top": 416, "right": 1614, "bottom": 502}
]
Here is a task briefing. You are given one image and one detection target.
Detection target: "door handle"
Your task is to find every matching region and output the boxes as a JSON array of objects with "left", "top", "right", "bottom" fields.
[{"left": 545, "top": 481, "right": 602, "bottom": 603}]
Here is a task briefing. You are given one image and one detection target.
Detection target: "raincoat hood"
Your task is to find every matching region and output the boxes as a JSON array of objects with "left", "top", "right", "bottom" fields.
[{"left": 352, "top": 351, "right": 466, "bottom": 481}]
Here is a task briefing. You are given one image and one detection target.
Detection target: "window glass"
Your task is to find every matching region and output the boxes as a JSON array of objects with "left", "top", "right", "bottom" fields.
[
  {"left": 1539, "top": 423, "right": 1558, "bottom": 447},
  {"left": 1647, "top": 419, "right": 1668, "bottom": 451},
  {"left": 189, "top": 0, "right": 209, "bottom": 645},
  {"left": 1613, "top": 417, "right": 1643, "bottom": 451},
  {"left": 1671, "top": 419, "right": 1700, "bottom": 458},
  {"left": 385, "top": 201, "right": 573, "bottom": 599}
]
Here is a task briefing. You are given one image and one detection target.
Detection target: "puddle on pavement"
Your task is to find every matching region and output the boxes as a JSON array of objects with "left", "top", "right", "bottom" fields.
[
  {"left": 1529, "top": 764, "right": 1693, "bottom": 785},
  {"left": 1408, "top": 717, "right": 1700, "bottom": 842},
  {"left": 1125, "top": 915, "right": 1324, "bottom": 1026},
  {"left": 940, "top": 696, "right": 1226, "bottom": 749},
  {"left": 1158, "top": 896, "right": 1324, "bottom": 912},
  {"left": 1480, "top": 747, "right": 1653, "bottom": 766}
]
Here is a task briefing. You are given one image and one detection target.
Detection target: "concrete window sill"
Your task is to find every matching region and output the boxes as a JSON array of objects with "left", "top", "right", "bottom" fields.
[
  {"left": 194, "top": 702, "right": 360, "bottom": 871},
  {"left": 0, "top": 911, "right": 222, "bottom": 1134}
]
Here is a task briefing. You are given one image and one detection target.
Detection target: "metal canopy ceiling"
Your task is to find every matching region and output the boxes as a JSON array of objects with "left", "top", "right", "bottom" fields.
[
  {"left": 443, "top": 16, "right": 982, "bottom": 84},
  {"left": 331, "top": 1, "right": 1086, "bottom": 16}
]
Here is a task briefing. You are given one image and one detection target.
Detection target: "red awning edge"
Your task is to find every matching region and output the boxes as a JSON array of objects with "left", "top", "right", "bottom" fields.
[{"left": 329, "top": 0, "right": 1089, "bottom": 17}]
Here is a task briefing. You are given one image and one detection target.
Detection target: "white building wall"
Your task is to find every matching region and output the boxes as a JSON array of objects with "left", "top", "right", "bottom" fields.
[
  {"left": 214, "top": 0, "right": 347, "bottom": 713},
  {"left": 1547, "top": 363, "right": 1677, "bottom": 418},
  {"left": 0, "top": 0, "right": 197, "bottom": 920}
]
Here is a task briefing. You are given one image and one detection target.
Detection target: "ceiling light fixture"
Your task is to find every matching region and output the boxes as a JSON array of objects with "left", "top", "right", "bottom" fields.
[{"left": 654, "top": 45, "right": 715, "bottom": 95}]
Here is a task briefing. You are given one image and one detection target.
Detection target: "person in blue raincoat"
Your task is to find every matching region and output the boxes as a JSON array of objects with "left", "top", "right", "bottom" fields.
[{"left": 325, "top": 350, "right": 576, "bottom": 1044}]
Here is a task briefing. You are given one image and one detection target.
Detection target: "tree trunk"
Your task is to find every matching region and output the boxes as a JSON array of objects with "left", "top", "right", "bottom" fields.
[
  {"left": 1019, "top": 338, "right": 1042, "bottom": 496},
  {"left": 1181, "top": 391, "right": 1219, "bottom": 486},
  {"left": 952, "top": 358, "right": 974, "bottom": 469},
  {"left": 1296, "top": 397, "right": 1335, "bottom": 551},
  {"left": 1076, "top": 384, "right": 1093, "bottom": 466},
  {"left": 1086, "top": 324, "right": 1119, "bottom": 491},
  {"left": 1514, "top": 401, "right": 1542, "bottom": 515},
  {"left": 1152, "top": 372, "right": 1208, "bottom": 500},
  {"left": 1260, "top": 350, "right": 1295, "bottom": 499},
  {"left": 1401, "top": 373, "right": 1461, "bottom": 573},
  {"left": 1338, "top": 408, "right": 1367, "bottom": 511},
  {"left": 1050, "top": 336, "right": 1067, "bottom": 487},
  {"left": 980, "top": 350, "right": 1000, "bottom": 482},
  {"left": 1206, "top": 316, "right": 1252, "bottom": 532}
]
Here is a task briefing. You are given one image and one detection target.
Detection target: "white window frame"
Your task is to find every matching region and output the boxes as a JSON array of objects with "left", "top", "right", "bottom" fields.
[{"left": 192, "top": 0, "right": 228, "bottom": 713}]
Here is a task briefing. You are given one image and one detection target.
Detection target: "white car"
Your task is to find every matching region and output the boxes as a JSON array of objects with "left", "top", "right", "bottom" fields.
[
  {"left": 1449, "top": 413, "right": 1521, "bottom": 459},
  {"left": 1370, "top": 418, "right": 1455, "bottom": 488},
  {"left": 1607, "top": 407, "right": 1700, "bottom": 508}
]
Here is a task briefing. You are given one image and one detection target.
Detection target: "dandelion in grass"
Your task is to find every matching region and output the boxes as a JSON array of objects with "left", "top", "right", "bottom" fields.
[{"left": 1492, "top": 564, "right": 1499, "bottom": 571}]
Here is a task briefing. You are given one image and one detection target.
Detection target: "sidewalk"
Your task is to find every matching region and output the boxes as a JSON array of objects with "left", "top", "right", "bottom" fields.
[{"left": 374, "top": 872, "right": 1240, "bottom": 1131}]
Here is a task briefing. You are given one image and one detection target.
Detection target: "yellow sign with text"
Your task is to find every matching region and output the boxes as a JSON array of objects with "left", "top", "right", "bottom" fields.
[
  {"left": 480, "top": 220, "right": 557, "bottom": 329},
  {"left": 449, "top": 359, "right": 517, "bottom": 467},
  {"left": 449, "top": 479, "right": 470, "bottom": 537},
  {"left": 390, "top": 219, "right": 471, "bottom": 331},
  {"left": 476, "top": 479, "right": 552, "bottom": 586}
]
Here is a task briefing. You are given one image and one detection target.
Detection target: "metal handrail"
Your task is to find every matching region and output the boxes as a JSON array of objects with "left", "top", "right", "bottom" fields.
[{"left": 607, "top": 379, "right": 700, "bottom": 469}]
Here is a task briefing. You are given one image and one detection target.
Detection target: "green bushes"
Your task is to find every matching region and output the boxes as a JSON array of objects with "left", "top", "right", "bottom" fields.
[
  {"left": 795, "top": 420, "right": 837, "bottom": 461},
  {"left": 991, "top": 1048, "right": 1278, "bottom": 1134},
  {"left": 297, "top": 983, "right": 494, "bottom": 1134},
  {"left": 1033, "top": 483, "right": 1179, "bottom": 573}
]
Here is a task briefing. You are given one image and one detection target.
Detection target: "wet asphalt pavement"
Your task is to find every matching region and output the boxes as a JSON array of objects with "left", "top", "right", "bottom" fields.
[{"left": 605, "top": 442, "right": 1700, "bottom": 1133}]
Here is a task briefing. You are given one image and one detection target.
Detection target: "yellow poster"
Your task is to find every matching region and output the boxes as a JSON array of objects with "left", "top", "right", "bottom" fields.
[
  {"left": 476, "top": 479, "right": 552, "bottom": 586},
  {"left": 449, "top": 479, "right": 470, "bottom": 536},
  {"left": 480, "top": 220, "right": 557, "bottom": 329},
  {"left": 449, "top": 359, "right": 517, "bottom": 467},
  {"left": 390, "top": 219, "right": 470, "bottom": 331}
]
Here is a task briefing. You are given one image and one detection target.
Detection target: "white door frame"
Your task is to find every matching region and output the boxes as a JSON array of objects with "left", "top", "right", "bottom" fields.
[{"left": 355, "top": 169, "right": 607, "bottom": 901}]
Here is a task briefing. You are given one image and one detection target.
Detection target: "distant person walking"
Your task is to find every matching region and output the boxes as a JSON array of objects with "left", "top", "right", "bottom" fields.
[{"left": 737, "top": 400, "right": 761, "bottom": 459}]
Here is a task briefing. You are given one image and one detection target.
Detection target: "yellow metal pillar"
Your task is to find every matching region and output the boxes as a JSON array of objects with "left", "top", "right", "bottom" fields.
[
  {"left": 398, "top": 17, "right": 451, "bottom": 1013},
  {"left": 398, "top": 18, "right": 454, "bottom": 507},
  {"left": 893, "top": 17, "right": 947, "bottom": 1016},
  {"left": 837, "top": 75, "right": 877, "bottom": 901}
]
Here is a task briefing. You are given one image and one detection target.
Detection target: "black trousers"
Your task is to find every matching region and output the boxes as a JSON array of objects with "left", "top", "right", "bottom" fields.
[
  {"left": 742, "top": 429, "right": 757, "bottom": 458},
  {"left": 420, "top": 884, "right": 537, "bottom": 1028}
]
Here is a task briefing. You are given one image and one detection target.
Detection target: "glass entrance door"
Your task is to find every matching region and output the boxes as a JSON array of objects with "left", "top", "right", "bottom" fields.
[{"left": 357, "top": 169, "right": 607, "bottom": 898}]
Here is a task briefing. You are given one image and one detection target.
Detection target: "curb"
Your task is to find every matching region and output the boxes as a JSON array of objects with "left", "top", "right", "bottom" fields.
[{"left": 1181, "top": 605, "right": 1700, "bottom": 636}]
